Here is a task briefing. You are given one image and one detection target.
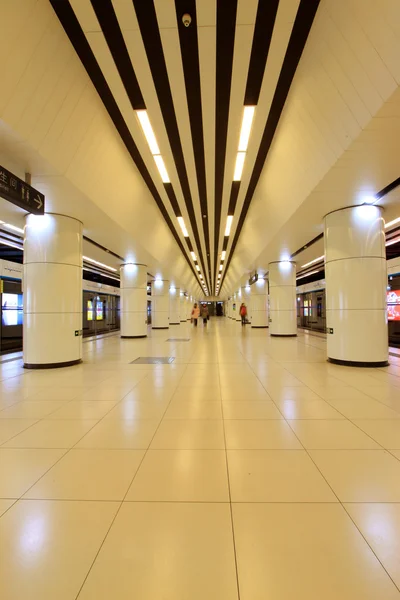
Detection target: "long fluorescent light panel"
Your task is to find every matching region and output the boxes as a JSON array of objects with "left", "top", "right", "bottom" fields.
[
  {"left": 233, "top": 152, "right": 246, "bottom": 181},
  {"left": 154, "top": 155, "right": 170, "bottom": 183},
  {"left": 238, "top": 106, "right": 255, "bottom": 152},
  {"left": 136, "top": 110, "right": 160, "bottom": 155},
  {"left": 225, "top": 215, "right": 233, "bottom": 236}
]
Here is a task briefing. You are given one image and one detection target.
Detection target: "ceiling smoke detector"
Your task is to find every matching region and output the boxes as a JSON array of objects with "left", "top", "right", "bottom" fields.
[{"left": 182, "top": 13, "right": 192, "bottom": 27}]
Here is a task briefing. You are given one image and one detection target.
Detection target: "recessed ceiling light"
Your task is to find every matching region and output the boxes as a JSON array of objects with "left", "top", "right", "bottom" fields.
[
  {"left": 136, "top": 110, "right": 160, "bottom": 155},
  {"left": 386, "top": 236, "right": 400, "bottom": 246},
  {"left": 221, "top": 250, "right": 226, "bottom": 260},
  {"left": 296, "top": 269, "right": 321, "bottom": 280},
  {"left": 153, "top": 155, "right": 170, "bottom": 183},
  {"left": 4, "top": 223, "right": 24, "bottom": 235},
  {"left": 301, "top": 255, "right": 325, "bottom": 269},
  {"left": 190, "top": 251, "right": 197, "bottom": 260},
  {"left": 238, "top": 106, "right": 255, "bottom": 152},
  {"left": 225, "top": 215, "right": 233, "bottom": 236},
  {"left": 385, "top": 217, "right": 400, "bottom": 229},
  {"left": 233, "top": 152, "right": 246, "bottom": 181},
  {"left": 195, "top": 265, "right": 200, "bottom": 271},
  {"left": 83, "top": 256, "right": 118, "bottom": 272},
  {"left": 177, "top": 216, "right": 189, "bottom": 237}
]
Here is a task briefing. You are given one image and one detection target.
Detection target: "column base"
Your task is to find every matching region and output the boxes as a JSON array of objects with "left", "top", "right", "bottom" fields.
[
  {"left": 170, "top": 322, "right": 180, "bottom": 325},
  {"left": 121, "top": 335, "right": 147, "bottom": 339},
  {"left": 152, "top": 326, "right": 169, "bottom": 330},
  {"left": 180, "top": 320, "right": 186, "bottom": 323},
  {"left": 270, "top": 333, "right": 297, "bottom": 337},
  {"left": 328, "top": 357, "right": 389, "bottom": 368},
  {"left": 252, "top": 326, "right": 269, "bottom": 329},
  {"left": 24, "top": 358, "right": 82, "bottom": 370}
]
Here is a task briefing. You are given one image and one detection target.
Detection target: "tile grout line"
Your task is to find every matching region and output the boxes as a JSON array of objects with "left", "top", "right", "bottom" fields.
[
  {"left": 74, "top": 358, "right": 190, "bottom": 600},
  {"left": 245, "top": 344, "right": 400, "bottom": 594},
  {"left": 219, "top": 345, "right": 242, "bottom": 600},
  {"left": 14, "top": 373, "right": 152, "bottom": 502}
]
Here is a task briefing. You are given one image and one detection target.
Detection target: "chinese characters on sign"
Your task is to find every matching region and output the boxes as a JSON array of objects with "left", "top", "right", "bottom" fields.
[{"left": 0, "top": 166, "right": 45, "bottom": 215}]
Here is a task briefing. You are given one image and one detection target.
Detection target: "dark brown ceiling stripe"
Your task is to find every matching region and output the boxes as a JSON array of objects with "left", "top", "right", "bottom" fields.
[
  {"left": 290, "top": 233, "right": 324, "bottom": 259},
  {"left": 291, "top": 175, "right": 400, "bottom": 259},
  {"left": 244, "top": 0, "right": 279, "bottom": 106},
  {"left": 163, "top": 183, "right": 181, "bottom": 216},
  {"left": 213, "top": 0, "right": 238, "bottom": 294},
  {"left": 228, "top": 181, "right": 241, "bottom": 214},
  {"left": 90, "top": 0, "right": 145, "bottom": 109},
  {"left": 376, "top": 177, "right": 400, "bottom": 200},
  {"left": 132, "top": 0, "right": 210, "bottom": 292},
  {"left": 175, "top": 0, "right": 212, "bottom": 285},
  {"left": 220, "top": 0, "right": 320, "bottom": 293},
  {"left": 49, "top": 0, "right": 201, "bottom": 289}
]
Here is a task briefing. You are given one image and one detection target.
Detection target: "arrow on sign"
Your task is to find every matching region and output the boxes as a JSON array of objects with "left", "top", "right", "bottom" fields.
[{"left": 34, "top": 195, "right": 43, "bottom": 210}]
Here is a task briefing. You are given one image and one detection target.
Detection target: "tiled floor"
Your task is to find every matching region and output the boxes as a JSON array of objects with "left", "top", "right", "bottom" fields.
[{"left": 1, "top": 320, "right": 400, "bottom": 599}]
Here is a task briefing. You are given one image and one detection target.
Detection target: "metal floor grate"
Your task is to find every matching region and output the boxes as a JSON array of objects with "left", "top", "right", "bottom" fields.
[{"left": 130, "top": 357, "right": 175, "bottom": 364}]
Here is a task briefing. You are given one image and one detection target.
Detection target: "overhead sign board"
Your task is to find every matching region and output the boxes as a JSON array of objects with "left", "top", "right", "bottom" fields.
[
  {"left": 249, "top": 272, "right": 259, "bottom": 285},
  {"left": 0, "top": 166, "right": 44, "bottom": 215}
]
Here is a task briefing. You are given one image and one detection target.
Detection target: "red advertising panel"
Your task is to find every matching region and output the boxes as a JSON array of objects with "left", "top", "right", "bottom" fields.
[{"left": 387, "top": 290, "right": 400, "bottom": 321}]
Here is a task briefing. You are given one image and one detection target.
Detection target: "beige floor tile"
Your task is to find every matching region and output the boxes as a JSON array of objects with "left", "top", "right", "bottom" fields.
[
  {"left": 25, "top": 449, "right": 145, "bottom": 500},
  {"left": 345, "top": 503, "right": 400, "bottom": 589},
  {"left": 227, "top": 450, "right": 336, "bottom": 502},
  {"left": 172, "top": 388, "right": 221, "bottom": 402},
  {"left": 48, "top": 400, "right": 118, "bottom": 420},
  {"left": 326, "top": 397, "right": 400, "bottom": 419},
  {"left": 24, "top": 386, "right": 85, "bottom": 401},
  {"left": 0, "top": 419, "right": 37, "bottom": 445},
  {"left": 151, "top": 420, "right": 225, "bottom": 449},
  {"left": 0, "top": 499, "right": 17, "bottom": 517},
  {"left": 104, "top": 400, "right": 167, "bottom": 419},
  {"left": 4, "top": 419, "right": 98, "bottom": 449},
  {"left": 0, "top": 448, "right": 65, "bottom": 497},
  {"left": 0, "top": 499, "right": 118, "bottom": 600},
  {"left": 392, "top": 450, "right": 400, "bottom": 461},
  {"left": 0, "top": 400, "right": 67, "bottom": 419},
  {"left": 76, "top": 386, "right": 134, "bottom": 402},
  {"left": 267, "top": 386, "right": 321, "bottom": 402},
  {"left": 78, "top": 503, "right": 238, "bottom": 600},
  {"left": 76, "top": 419, "right": 159, "bottom": 449},
  {"left": 126, "top": 449, "right": 229, "bottom": 501},
  {"left": 312, "top": 386, "right": 376, "bottom": 401},
  {"left": 232, "top": 503, "right": 400, "bottom": 600},
  {"left": 224, "top": 420, "right": 302, "bottom": 449},
  {"left": 164, "top": 400, "right": 222, "bottom": 419},
  {"left": 277, "top": 399, "right": 344, "bottom": 419},
  {"left": 221, "top": 386, "right": 270, "bottom": 401},
  {"left": 310, "top": 450, "right": 400, "bottom": 501},
  {"left": 222, "top": 401, "right": 283, "bottom": 419},
  {"left": 352, "top": 420, "right": 400, "bottom": 449},
  {"left": 288, "top": 420, "right": 380, "bottom": 449}
]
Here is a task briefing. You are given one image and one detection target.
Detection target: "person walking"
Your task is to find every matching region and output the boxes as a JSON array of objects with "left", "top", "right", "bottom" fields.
[
  {"left": 191, "top": 303, "right": 200, "bottom": 327},
  {"left": 200, "top": 303, "right": 209, "bottom": 326},
  {"left": 240, "top": 302, "right": 247, "bottom": 326}
]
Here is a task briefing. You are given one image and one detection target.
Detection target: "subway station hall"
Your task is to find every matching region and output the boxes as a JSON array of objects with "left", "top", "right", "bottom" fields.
[{"left": 2, "top": 0, "right": 400, "bottom": 598}]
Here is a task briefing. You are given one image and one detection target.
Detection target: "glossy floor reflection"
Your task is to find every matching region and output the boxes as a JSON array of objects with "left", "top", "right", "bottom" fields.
[{"left": 1, "top": 319, "right": 400, "bottom": 599}]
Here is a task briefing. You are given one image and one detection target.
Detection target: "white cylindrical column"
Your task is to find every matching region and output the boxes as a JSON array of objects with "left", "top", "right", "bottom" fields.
[
  {"left": 169, "top": 286, "right": 180, "bottom": 325},
  {"left": 120, "top": 263, "right": 147, "bottom": 338},
  {"left": 186, "top": 295, "right": 191, "bottom": 321},
  {"left": 251, "top": 278, "right": 268, "bottom": 328},
  {"left": 324, "top": 205, "right": 388, "bottom": 366},
  {"left": 241, "top": 285, "right": 251, "bottom": 324},
  {"left": 269, "top": 261, "right": 297, "bottom": 336},
  {"left": 24, "top": 213, "right": 82, "bottom": 368},
  {"left": 152, "top": 279, "right": 169, "bottom": 329},
  {"left": 180, "top": 291, "right": 186, "bottom": 322}
]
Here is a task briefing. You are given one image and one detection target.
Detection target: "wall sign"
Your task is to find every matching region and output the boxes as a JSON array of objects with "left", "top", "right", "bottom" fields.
[
  {"left": 0, "top": 166, "right": 45, "bottom": 214},
  {"left": 249, "top": 272, "right": 258, "bottom": 285}
]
